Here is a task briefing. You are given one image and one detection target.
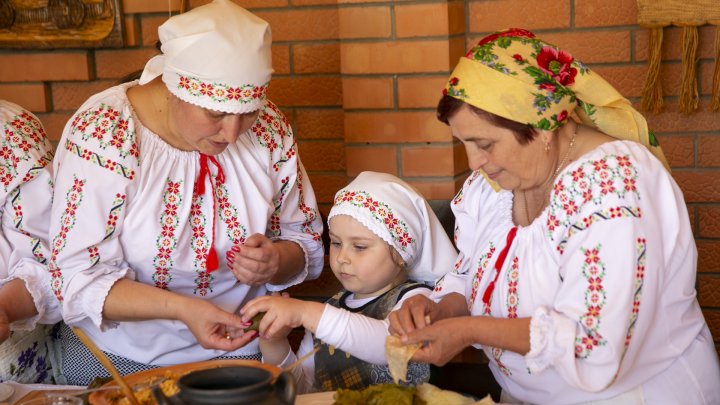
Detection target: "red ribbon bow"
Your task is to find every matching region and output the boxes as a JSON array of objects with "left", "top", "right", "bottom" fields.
[{"left": 194, "top": 154, "right": 226, "bottom": 272}]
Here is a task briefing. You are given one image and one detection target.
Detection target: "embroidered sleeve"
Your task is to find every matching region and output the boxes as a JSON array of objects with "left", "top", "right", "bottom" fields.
[
  {"left": 527, "top": 151, "right": 677, "bottom": 391},
  {"left": 0, "top": 102, "right": 60, "bottom": 327},
  {"left": 251, "top": 101, "right": 324, "bottom": 290},
  {"left": 48, "top": 97, "right": 140, "bottom": 330}
]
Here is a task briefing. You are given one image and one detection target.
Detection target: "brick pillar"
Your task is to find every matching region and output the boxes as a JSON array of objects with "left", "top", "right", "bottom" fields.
[{"left": 339, "top": 0, "right": 469, "bottom": 201}]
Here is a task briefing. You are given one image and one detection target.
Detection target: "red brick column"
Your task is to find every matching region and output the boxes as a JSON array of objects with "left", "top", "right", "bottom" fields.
[{"left": 339, "top": 0, "right": 469, "bottom": 201}]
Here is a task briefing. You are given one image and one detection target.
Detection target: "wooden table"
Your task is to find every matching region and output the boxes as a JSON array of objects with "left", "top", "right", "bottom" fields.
[{"left": 9, "top": 384, "right": 334, "bottom": 405}]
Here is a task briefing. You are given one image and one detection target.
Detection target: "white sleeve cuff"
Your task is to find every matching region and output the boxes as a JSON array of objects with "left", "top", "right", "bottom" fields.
[
  {"left": 4, "top": 259, "right": 62, "bottom": 329},
  {"left": 62, "top": 266, "right": 134, "bottom": 331},
  {"left": 525, "top": 306, "right": 569, "bottom": 373},
  {"left": 266, "top": 237, "right": 319, "bottom": 292},
  {"left": 271, "top": 346, "right": 298, "bottom": 369}
]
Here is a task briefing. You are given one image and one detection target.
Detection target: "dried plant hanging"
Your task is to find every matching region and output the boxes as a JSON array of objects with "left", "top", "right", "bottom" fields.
[{"left": 637, "top": 0, "right": 720, "bottom": 113}]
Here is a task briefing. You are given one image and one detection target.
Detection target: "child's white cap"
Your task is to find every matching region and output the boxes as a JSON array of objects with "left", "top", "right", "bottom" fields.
[
  {"left": 139, "top": 0, "right": 272, "bottom": 114},
  {"left": 328, "top": 171, "right": 457, "bottom": 283}
]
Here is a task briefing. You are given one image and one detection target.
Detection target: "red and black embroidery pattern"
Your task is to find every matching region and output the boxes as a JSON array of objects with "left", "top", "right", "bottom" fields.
[
  {"left": 334, "top": 189, "right": 413, "bottom": 251},
  {"left": 269, "top": 176, "right": 290, "bottom": 238},
  {"left": 69, "top": 103, "right": 138, "bottom": 163},
  {"left": 453, "top": 170, "right": 482, "bottom": 206},
  {"left": 492, "top": 347, "right": 512, "bottom": 377},
  {"left": 574, "top": 245, "right": 607, "bottom": 359},
  {"left": 175, "top": 75, "right": 267, "bottom": 106},
  {"left": 548, "top": 154, "right": 641, "bottom": 253},
  {"left": 87, "top": 193, "right": 127, "bottom": 268},
  {"left": 0, "top": 109, "right": 50, "bottom": 191},
  {"left": 506, "top": 257, "right": 520, "bottom": 318},
  {"left": 556, "top": 206, "right": 641, "bottom": 254},
  {"left": 152, "top": 181, "right": 182, "bottom": 290},
  {"left": 9, "top": 188, "right": 47, "bottom": 264},
  {"left": 624, "top": 238, "right": 646, "bottom": 351},
  {"left": 296, "top": 168, "right": 321, "bottom": 242},
  {"left": 48, "top": 177, "right": 86, "bottom": 301},
  {"left": 190, "top": 194, "right": 213, "bottom": 295},
  {"left": 251, "top": 102, "right": 293, "bottom": 172},
  {"left": 468, "top": 244, "right": 496, "bottom": 311},
  {"left": 65, "top": 140, "right": 135, "bottom": 180},
  {"left": 20, "top": 150, "right": 52, "bottom": 185}
]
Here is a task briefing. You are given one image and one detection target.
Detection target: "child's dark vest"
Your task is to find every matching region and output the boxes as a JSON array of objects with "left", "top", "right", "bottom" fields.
[{"left": 313, "top": 280, "right": 431, "bottom": 391}]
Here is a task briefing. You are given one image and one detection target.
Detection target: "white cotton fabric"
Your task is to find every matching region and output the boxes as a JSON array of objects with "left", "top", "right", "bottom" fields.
[
  {"left": 327, "top": 171, "right": 457, "bottom": 283},
  {"left": 273, "top": 287, "right": 433, "bottom": 394},
  {"left": 0, "top": 100, "right": 59, "bottom": 328},
  {"left": 17, "top": 83, "right": 324, "bottom": 366},
  {"left": 139, "top": 0, "right": 272, "bottom": 114},
  {"left": 434, "top": 141, "right": 720, "bottom": 404}
]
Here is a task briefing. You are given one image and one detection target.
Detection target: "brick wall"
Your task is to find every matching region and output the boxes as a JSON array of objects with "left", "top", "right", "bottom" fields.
[{"left": 0, "top": 0, "right": 717, "bottom": 352}]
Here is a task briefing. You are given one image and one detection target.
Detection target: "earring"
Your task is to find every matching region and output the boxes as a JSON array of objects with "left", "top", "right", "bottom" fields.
[{"left": 544, "top": 142, "right": 550, "bottom": 153}]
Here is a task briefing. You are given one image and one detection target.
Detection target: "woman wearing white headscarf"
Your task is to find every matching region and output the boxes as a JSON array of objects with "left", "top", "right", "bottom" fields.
[
  {"left": 241, "top": 171, "right": 457, "bottom": 393},
  {"left": 21, "top": 0, "right": 324, "bottom": 385}
]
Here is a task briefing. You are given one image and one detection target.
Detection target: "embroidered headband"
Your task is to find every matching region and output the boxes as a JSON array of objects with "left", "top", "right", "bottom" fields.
[
  {"left": 328, "top": 171, "right": 457, "bottom": 283},
  {"left": 445, "top": 28, "right": 669, "bottom": 171},
  {"left": 139, "top": 0, "right": 272, "bottom": 114}
]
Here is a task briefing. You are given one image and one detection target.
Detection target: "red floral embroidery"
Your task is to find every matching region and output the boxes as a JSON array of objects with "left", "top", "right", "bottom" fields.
[
  {"left": 623, "top": 238, "right": 646, "bottom": 353},
  {"left": 334, "top": 190, "right": 414, "bottom": 253},
  {"left": 215, "top": 184, "right": 248, "bottom": 259},
  {"left": 189, "top": 192, "right": 215, "bottom": 295},
  {"left": 506, "top": 257, "right": 519, "bottom": 318},
  {"left": 175, "top": 75, "right": 267, "bottom": 105},
  {"left": 48, "top": 177, "right": 86, "bottom": 301},
  {"left": 468, "top": 244, "right": 495, "bottom": 309},
  {"left": 0, "top": 107, "right": 50, "bottom": 190},
  {"left": 575, "top": 245, "right": 607, "bottom": 358},
  {"left": 536, "top": 46, "right": 578, "bottom": 86},
  {"left": 152, "top": 180, "right": 182, "bottom": 289},
  {"left": 71, "top": 104, "right": 139, "bottom": 164}
]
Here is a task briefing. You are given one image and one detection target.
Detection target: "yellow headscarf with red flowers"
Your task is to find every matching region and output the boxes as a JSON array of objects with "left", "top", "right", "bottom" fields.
[{"left": 445, "top": 28, "right": 669, "bottom": 172}]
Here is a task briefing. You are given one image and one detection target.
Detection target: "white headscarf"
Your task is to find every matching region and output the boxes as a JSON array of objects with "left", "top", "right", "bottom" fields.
[
  {"left": 328, "top": 172, "right": 457, "bottom": 284},
  {"left": 139, "top": 0, "right": 272, "bottom": 114}
]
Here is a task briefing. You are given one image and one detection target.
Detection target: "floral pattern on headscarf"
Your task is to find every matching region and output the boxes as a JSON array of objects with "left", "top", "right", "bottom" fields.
[{"left": 443, "top": 28, "right": 669, "bottom": 171}]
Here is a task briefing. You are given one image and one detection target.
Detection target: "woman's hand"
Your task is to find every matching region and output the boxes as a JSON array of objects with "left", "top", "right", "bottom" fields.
[
  {"left": 177, "top": 298, "right": 256, "bottom": 351},
  {"left": 401, "top": 317, "right": 472, "bottom": 366},
  {"left": 227, "top": 234, "right": 281, "bottom": 286},
  {"left": 241, "top": 294, "right": 323, "bottom": 338},
  {"left": 388, "top": 294, "right": 440, "bottom": 336}
]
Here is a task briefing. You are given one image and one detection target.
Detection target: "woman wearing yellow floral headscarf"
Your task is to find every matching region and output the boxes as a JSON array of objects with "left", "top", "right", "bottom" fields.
[{"left": 389, "top": 29, "right": 720, "bottom": 404}]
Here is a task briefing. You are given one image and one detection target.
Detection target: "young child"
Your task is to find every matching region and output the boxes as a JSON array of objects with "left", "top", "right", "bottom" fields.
[{"left": 240, "top": 171, "right": 457, "bottom": 393}]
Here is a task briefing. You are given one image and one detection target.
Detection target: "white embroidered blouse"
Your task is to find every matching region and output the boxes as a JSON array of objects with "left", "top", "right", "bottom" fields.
[
  {"left": 40, "top": 82, "right": 324, "bottom": 365},
  {"left": 434, "top": 141, "right": 720, "bottom": 404},
  {"left": 0, "top": 100, "right": 58, "bottom": 329}
]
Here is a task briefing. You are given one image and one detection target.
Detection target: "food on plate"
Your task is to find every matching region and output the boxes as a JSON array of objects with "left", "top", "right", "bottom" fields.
[
  {"left": 334, "top": 384, "right": 421, "bottom": 405},
  {"left": 333, "top": 383, "right": 495, "bottom": 405},
  {"left": 107, "top": 371, "right": 180, "bottom": 405},
  {"left": 385, "top": 335, "right": 422, "bottom": 384}
]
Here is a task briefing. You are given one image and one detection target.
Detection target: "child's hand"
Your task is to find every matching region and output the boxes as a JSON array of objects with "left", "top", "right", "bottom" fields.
[{"left": 241, "top": 294, "right": 323, "bottom": 338}]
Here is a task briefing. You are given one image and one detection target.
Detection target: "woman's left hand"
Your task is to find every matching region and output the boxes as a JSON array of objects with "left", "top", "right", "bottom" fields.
[
  {"left": 177, "top": 298, "right": 257, "bottom": 351},
  {"left": 400, "top": 317, "right": 472, "bottom": 366},
  {"left": 227, "top": 233, "right": 281, "bottom": 286}
]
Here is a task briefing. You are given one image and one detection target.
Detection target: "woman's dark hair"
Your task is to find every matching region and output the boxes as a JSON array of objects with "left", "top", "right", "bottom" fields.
[{"left": 436, "top": 94, "right": 538, "bottom": 145}]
